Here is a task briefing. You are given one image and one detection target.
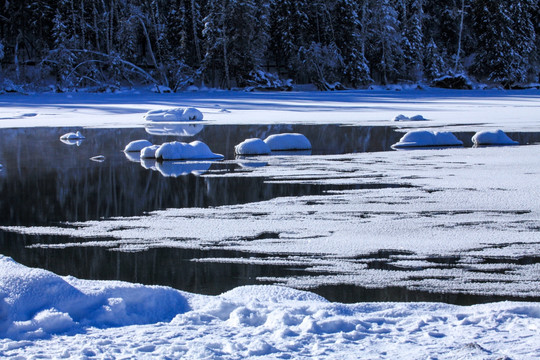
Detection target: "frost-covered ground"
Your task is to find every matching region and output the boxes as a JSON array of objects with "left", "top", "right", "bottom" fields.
[{"left": 1, "top": 88, "right": 539, "bottom": 358}]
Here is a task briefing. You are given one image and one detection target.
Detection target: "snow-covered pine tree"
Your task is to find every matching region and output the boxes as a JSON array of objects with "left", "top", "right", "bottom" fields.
[
  {"left": 424, "top": 39, "right": 446, "bottom": 80},
  {"left": 332, "top": 0, "right": 371, "bottom": 87},
  {"left": 400, "top": 0, "right": 424, "bottom": 81}
]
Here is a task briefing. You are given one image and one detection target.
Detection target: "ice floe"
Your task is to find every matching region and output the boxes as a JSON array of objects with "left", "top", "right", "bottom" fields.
[
  {"left": 144, "top": 107, "right": 203, "bottom": 122},
  {"left": 472, "top": 129, "right": 519, "bottom": 146},
  {"left": 234, "top": 138, "right": 271, "bottom": 155},
  {"left": 264, "top": 133, "right": 312, "bottom": 151},
  {"left": 392, "top": 130, "right": 463, "bottom": 149},
  {"left": 124, "top": 139, "right": 153, "bottom": 152},
  {"left": 155, "top": 141, "right": 223, "bottom": 161}
]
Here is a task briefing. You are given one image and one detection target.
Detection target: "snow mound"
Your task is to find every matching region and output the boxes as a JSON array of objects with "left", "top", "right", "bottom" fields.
[
  {"left": 393, "top": 114, "right": 427, "bottom": 121},
  {"left": 124, "top": 140, "right": 152, "bottom": 152},
  {"left": 392, "top": 130, "right": 463, "bottom": 149},
  {"left": 221, "top": 286, "right": 328, "bottom": 304},
  {"left": 410, "top": 114, "right": 427, "bottom": 121},
  {"left": 472, "top": 130, "right": 518, "bottom": 146},
  {"left": 264, "top": 133, "right": 312, "bottom": 151},
  {"left": 140, "top": 145, "right": 160, "bottom": 159},
  {"left": 144, "top": 107, "right": 203, "bottom": 122},
  {"left": 0, "top": 255, "right": 189, "bottom": 340},
  {"left": 234, "top": 138, "right": 271, "bottom": 155},
  {"left": 60, "top": 131, "right": 85, "bottom": 140},
  {"left": 393, "top": 114, "right": 409, "bottom": 121},
  {"left": 155, "top": 141, "right": 223, "bottom": 161}
]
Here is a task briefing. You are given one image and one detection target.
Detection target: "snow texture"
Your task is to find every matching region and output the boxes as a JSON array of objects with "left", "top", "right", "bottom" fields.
[
  {"left": 392, "top": 130, "right": 463, "bottom": 149},
  {"left": 264, "top": 133, "right": 312, "bottom": 151},
  {"left": 140, "top": 145, "right": 160, "bottom": 159},
  {"left": 472, "top": 129, "right": 519, "bottom": 146},
  {"left": 124, "top": 139, "right": 152, "bottom": 152},
  {"left": 235, "top": 138, "right": 271, "bottom": 155},
  {"left": 59, "top": 131, "right": 85, "bottom": 140},
  {"left": 155, "top": 141, "right": 223, "bottom": 161},
  {"left": 1, "top": 256, "right": 539, "bottom": 359},
  {"left": 144, "top": 107, "right": 203, "bottom": 122}
]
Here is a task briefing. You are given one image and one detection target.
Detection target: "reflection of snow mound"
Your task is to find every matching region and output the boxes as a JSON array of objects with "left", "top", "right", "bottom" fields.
[
  {"left": 155, "top": 141, "right": 223, "bottom": 161},
  {"left": 264, "top": 133, "right": 312, "bottom": 151},
  {"left": 145, "top": 123, "right": 204, "bottom": 137},
  {"left": 237, "top": 160, "right": 268, "bottom": 168},
  {"left": 156, "top": 161, "right": 212, "bottom": 177},
  {"left": 144, "top": 107, "right": 203, "bottom": 122},
  {"left": 141, "top": 145, "right": 160, "bottom": 159},
  {"left": 0, "top": 255, "right": 189, "bottom": 340},
  {"left": 124, "top": 151, "right": 141, "bottom": 163},
  {"left": 60, "top": 131, "right": 85, "bottom": 141},
  {"left": 393, "top": 114, "right": 427, "bottom": 121},
  {"left": 60, "top": 138, "right": 83, "bottom": 146},
  {"left": 472, "top": 130, "right": 518, "bottom": 146},
  {"left": 124, "top": 140, "right": 152, "bottom": 152},
  {"left": 235, "top": 138, "right": 271, "bottom": 155},
  {"left": 392, "top": 130, "right": 463, "bottom": 149}
]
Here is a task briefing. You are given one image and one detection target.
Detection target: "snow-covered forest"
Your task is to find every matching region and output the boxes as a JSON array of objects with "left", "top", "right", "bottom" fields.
[{"left": 0, "top": 0, "right": 538, "bottom": 91}]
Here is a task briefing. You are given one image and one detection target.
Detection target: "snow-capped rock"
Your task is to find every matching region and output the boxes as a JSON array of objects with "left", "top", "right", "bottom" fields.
[
  {"left": 60, "top": 131, "right": 85, "bottom": 140},
  {"left": 144, "top": 107, "right": 203, "bottom": 122},
  {"left": 140, "top": 145, "right": 160, "bottom": 159},
  {"left": 155, "top": 141, "right": 223, "bottom": 161},
  {"left": 124, "top": 140, "right": 153, "bottom": 152},
  {"left": 263, "top": 133, "right": 312, "bottom": 151},
  {"left": 391, "top": 130, "right": 463, "bottom": 149},
  {"left": 234, "top": 138, "right": 271, "bottom": 155},
  {"left": 472, "top": 130, "right": 518, "bottom": 146}
]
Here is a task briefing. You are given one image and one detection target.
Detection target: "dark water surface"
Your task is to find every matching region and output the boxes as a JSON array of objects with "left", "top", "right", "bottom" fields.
[{"left": 1, "top": 125, "right": 539, "bottom": 304}]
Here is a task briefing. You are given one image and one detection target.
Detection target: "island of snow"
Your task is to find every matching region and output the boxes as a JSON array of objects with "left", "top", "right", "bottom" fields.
[
  {"left": 391, "top": 130, "right": 463, "bottom": 149},
  {"left": 60, "top": 131, "right": 85, "bottom": 140},
  {"left": 392, "top": 114, "right": 427, "bottom": 121},
  {"left": 124, "top": 139, "right": 153, "bottom": 152},
  {"left": 472, "top": 130, "right": 518, "bottom": 146},
  {"left": 140, "top": 145, "right": 160, "bottom": 159},
  {"left": 155, "top": 141, "right": 223, "bottom": 161},
  {"left": 144, "top": 107, "right": 203, "bottom": 122},
  {"left": 263, "top": 133, "right": 312, "bottom": 151},
  {"left": 235, "top": 138, "right": 271, "bottom": 155}
]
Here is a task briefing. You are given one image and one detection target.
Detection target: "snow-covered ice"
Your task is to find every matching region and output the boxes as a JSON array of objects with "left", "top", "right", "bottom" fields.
[
  {"left": 392, "top": 130, "right": 463, "bottom": 149},
  {"left": 144, "top": 107, "right": 203, "bottom": 122},
  {"left": 123, "top": 139, "right": 152, "bottom": 152},
  {"left": 155, "top": 140, "right": 223, "bottom": 161},
  {"left": 264, "top": 133, "right": 312, "bottom": 151},
  {"left": 472, "top": 129, "right": 519, "bottom": 146},
  {"left": 235, "top": 138, "right": 271, "bottom": 155},
  {"left": 0, "top": 255, "right": 539, "bottom": 359}
]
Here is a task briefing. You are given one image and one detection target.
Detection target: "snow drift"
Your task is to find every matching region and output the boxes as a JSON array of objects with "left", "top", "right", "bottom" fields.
[
  {"left": 264, "top": 133, "right": 312, "bottom": 151},
  {"left": 392, "top": 130, "right": 463, "bottom": 149},
  {"left": 144, "top": 107, "right": 203, "bottom": 122},
  {"left": 235, "top": 138, "right": 271, "bottom": 155},
  {"left": 472, "top": 130, "right": 518, "bottom": 146},
  {"left": 124, "top": 139, "right": 153, "bottom": 152}
]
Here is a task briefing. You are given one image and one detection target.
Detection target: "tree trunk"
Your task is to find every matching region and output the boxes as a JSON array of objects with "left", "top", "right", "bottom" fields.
[
  {"left": 454, "top": 0, "right": 465, "bottom": 73},
  {"left": 191, "top": 0, "right": 202, "bottom": 65}
]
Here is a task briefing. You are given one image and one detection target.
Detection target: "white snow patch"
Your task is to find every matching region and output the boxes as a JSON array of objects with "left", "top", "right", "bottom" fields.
[
  {"left": 264, "top": 133, "right": 312, "bottom": 151},
  {"left": 155, "top": 141, "right": 223, "bottom": 161},
  {"left": 59, "top": 131, "right": 85, "bottom": 140},
  {"left": 392, "top": 130, "right": 463, "bottom": 149},
  {"left": 144, "top": 107, "right": 203, "bottom": 122},
  {"left": 89, "top": 155, "right": 105, "bottom": 162},
  {"left": 124, "top": 139, "right": 152, "bottom": 152},
  {"left": 472, "top": 129, "right": 519, "bottom": 146},
  {"left": 140, "top": 145, "right": 160, "bottom": 159},
  {"left": 235, "top": 138, "right": 271, "bottom": 155}
]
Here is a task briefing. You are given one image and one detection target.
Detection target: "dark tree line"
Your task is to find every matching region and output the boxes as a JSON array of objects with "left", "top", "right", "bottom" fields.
[{"left": 0, "top": 0, "right": 538, "bottom": 91}]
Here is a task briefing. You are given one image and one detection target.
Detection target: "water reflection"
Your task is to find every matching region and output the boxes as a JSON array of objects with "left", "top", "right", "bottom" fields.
[
  {"left": 155, "top": 161, "right": 214, "bottom": 177},
  {"left": 145, "top": 123, "right": 204, "bottom": 137},
  {"left": 60, "top": 138, "right": 84, "bottom": 146}
]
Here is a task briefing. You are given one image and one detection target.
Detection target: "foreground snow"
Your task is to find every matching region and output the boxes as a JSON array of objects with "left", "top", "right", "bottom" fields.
[{"left": 0, "top": 256, "right": 538, "bottom": 359}]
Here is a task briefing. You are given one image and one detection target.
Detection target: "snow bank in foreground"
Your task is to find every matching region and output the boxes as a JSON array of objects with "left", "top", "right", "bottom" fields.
[
  {"left": 235, "top": 138, "right": 271, "bottom": 155},
  {"left": 1, "top": 256, "right": 539, "bottom": 359},
  {"left": 472, "top": 130, "right": 519, "bottom": 146},
  {"left": 392, "top": 130, "right": 463, "bottom": 149},
  {"left": 264, "top": 133, "right": 312, "bottom": 151},
  {"left": 155, "top": 141, "right": 223, "bottom": 161},
  {"left": 124, "top": 139, "right": 152, "bottom": 152},
  {"left": 144, "top": 107, "right": 203, "bottom": 122}
]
